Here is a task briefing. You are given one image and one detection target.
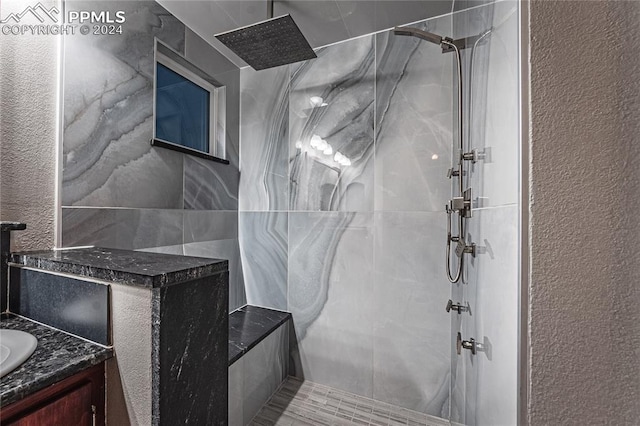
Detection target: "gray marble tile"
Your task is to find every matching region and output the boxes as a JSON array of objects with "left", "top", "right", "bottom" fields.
[
  {"left": 372, "top": 212, "right": 451, "bottom": 417},
  {"left": 375, "top": 18, "right": 453, "bottom": 212},
  {"left": 288, "top": 212, "right": 374, "bottom": 397},
  {"left": 242, "top": 324, "right": 289, "bottom": 424},
  {"left": 458, "top": 1, "right": 519, "bottom": 209},
  {"left": 138, "top": 244, "right": 184, "bottom": 256},
  {"left": 457, "top": 205, "right": 518, "bottom": 426},
  {"left": 274, "top": 0, "right": 350, "bottom": 48},
  {"left": 62, "top": 207, "right": 183, "bottom": 250},
  {"left": 289, "top": 35, "right": 375, "bottom": 212},
  {"left": 183, "top": 155, "right": 239, "bottom": 210},
  {"left": 374, "top": 1, "right": 453, "bottom": 32},
  {"left": 228, "top": 357, "right": 244, "bottom": 426},
  {"left": 183, "top": 240, "right": 246, "bottom": 312},
  {"left": 62, "top": 1, "right": 185, "bottom": 209},
  {"left": 238, "top": 212, "right": 288, "bottom": 311},
  {"left": 133, "top": 209, "right": 184, "bottom": 249},
  {"left": 184, "top": 30, "right": 241, "bottom": 170},
  {"left": 184, "top": 27, "right": 238, "bottom": 76},
  {"left": 239, "top": 66, "right": 290, "bottom": 211},
  {"left": 453, "top": 0, "right": 496, "bottom": 12},
  {"left": 184, "top": 210, "right": 238, "bottom": 243},
  {"left": 335, "top": 0, "right": 376, "bottom": 39}
]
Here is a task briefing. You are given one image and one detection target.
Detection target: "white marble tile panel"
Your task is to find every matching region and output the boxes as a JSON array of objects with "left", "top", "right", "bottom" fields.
[
  {"left": 375, "top": 18, "right": 454, "bottom": 212},
  {"left": 243, "top": 325, "right": 289, "bottom": 423},
  {"left": 372, "top": 212, "right": 451, "bottom": 417},
  {"left": 183, "top": 239, "right": 246, "bottom": 312},
  {"left": 239, "top": 66, "right": 290, "bottom": 211},
  {"left": 288, "top": 212, "right": 374, "bottom": 397},
  {"left": 62, "top": 1, "right": 186, "bottom": 209},
  {"left": 239, "top": 212, "right": 288, "bottom": 311},
  {"left": 289, "top": 35, "right": 375, "bottom": 212}
]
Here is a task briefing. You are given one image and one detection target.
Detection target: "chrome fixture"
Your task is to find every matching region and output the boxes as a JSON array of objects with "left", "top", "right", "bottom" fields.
[
  {"left": 461, "top": 148, "right": 487, "bottom": 164},
  {"left": 393, "top": 27, "right": 494, "bottom": 284},
  {"left": 215, "top": 0, "right": 316, "bottom": 70},
  {"left": 1, "top": 222, "right": 27, "bottom": 313},
  {"left": 393, "top": 27, "right": 452, "bottom": 48},
  {"left": 446, "top": 300, "right": 468, "bottom": 314},
  {"left": 447, "top": 187, "right": 473, "bottom": 219},
  {"left": 455, "top": 238, "right": 476, "bottom": 258},
  {"left": 456, "top": 332, "right": 476, "bottom": 355}
]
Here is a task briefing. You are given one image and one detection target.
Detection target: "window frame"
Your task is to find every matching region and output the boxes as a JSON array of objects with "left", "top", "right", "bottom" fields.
[{"left": 153, "top": 39, "right": 227, "bottom": 162}]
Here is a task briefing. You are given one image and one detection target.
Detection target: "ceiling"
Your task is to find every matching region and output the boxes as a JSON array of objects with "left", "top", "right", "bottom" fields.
[{"left": 157, "top": 0, "right": 479, "bottom": 69}]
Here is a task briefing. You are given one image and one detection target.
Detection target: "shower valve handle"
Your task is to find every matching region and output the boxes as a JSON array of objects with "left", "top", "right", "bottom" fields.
[
  {"left": 446, "top": 300, "right": 468, "bottom": 314},
  {"left": 462, "top": 149, "right": 486, "bottom": 164},
  {"left": 456, "top": 332, "right": 476, "bottom": 355},
  {"left": 448, "top": 188, "right": 473, "bottom": 218}
]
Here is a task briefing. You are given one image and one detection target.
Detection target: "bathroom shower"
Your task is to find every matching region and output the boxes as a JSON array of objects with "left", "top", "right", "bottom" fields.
[{"left": 394, "top": 25, "right": 492, "bottom": 284}]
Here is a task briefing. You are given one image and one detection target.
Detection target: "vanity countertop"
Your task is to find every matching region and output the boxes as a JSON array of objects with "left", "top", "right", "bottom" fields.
[
  {"left": 0, "top": 314, "right": 112, "bottom": 407},
  {"left": 11, "top": 247, "right": 228, "bottom": 288}
]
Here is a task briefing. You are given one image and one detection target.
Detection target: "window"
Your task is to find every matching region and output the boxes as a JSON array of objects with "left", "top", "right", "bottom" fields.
[{"left": 153, "top": 41, "right": 226, "bottom": 162}]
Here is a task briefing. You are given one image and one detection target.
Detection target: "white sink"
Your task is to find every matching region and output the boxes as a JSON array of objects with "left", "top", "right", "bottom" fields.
[{"left": 0, "top": 329, "right": 38, "bottom": 378}]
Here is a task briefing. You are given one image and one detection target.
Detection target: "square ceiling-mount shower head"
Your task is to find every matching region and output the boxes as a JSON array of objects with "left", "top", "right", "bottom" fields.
[{"left": 215, "top": 15, "right": 317, "bottom": 71}]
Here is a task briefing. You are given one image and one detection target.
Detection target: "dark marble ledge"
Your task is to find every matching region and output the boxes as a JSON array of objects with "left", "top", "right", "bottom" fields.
[
  {"left": 229, "top": 305, "right": 291, "bottom": 366},
  {"left": 0, "top": 222, "right": 26, "bottom": 232},
  {"left": 11, "top": 247, "right": 228, "bottom": 288},
  {"left": 0, "top": 314, "right": 113, "bottom": 407}
]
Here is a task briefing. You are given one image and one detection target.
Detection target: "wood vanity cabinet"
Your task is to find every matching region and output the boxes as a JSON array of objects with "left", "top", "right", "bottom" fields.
[{"left": 1, "top": 363, "right": 105, "bottom": 425}]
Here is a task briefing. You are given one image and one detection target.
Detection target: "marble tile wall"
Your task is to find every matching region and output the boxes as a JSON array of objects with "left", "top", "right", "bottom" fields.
[
  {"left": 60, "top": 3, "right": 246, "bottom": 311},
  {"left": 375, "top": 19, "right": 453, "bottom": 212},
  {"left": 238, "top": 212, "right": 288, "bottom": 311},
  {"left": 238, "top": 14, "right": 459, "bottom": 416},
  {"left": 373, "top": 212, "right": 451, "bottom": 418},
  {"left": 288, "top": 212, "right": 374, "bottom": 397},
  {"left": 63, "top": 1, "right": 186, "bottom": 209},
  {"left": 289, "top": 36, "right": 375, "bottom": 212},
  {"left": 239, "top": 66, "right": 290, "bottom": 212},
  {"left": 448, "top": 2, "right": 520, "bottom": 425}
]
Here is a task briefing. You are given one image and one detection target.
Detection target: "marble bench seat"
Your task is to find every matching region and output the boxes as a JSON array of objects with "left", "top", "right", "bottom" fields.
[
  {"left": 228, "top": 305, "right": 291, "bottom": 425},
  {"left": 228, "top": 305, "right": 291, "bottom": 366}
]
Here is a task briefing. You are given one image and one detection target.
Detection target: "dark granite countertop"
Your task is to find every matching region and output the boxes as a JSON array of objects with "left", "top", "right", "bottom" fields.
[
  {"left": 229, "top": 305, "right": 291, "bottom": 366},
  {"left": 0, "top": 314, "right": 113, "bottom": 407},
  {"left": 11, "top": 247, "right": 228, "bottom": 288}
]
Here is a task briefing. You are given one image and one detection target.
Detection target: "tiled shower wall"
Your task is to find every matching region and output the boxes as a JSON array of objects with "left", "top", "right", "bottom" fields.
[
  {"left": 238, "top": 11, "right": 462, "bottom": 418},
  {"left": 450, "top": 2, "right": 520, "bottom": 425},
  {"left": 60, "top": 1, "right": 247, "bottom": 310}
]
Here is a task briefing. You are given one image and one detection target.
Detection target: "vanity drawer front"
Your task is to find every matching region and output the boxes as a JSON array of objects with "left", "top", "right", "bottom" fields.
[{"left": 1, "top": 363, "right": 105, "bottom": 426}]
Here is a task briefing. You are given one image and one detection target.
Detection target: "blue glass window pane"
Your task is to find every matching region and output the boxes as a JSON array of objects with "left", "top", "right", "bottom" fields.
[{"left": 155, "top": 63, "right": 210, "bottom": 153}]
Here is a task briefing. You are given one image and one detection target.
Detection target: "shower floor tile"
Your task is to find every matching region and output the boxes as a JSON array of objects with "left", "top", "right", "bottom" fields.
[{"left": 250, "top": 377, "right": 449, "bottom": 426}]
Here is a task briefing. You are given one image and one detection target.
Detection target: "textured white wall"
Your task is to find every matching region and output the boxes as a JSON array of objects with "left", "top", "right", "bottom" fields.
[
  {"left": 107, "top": 283, "right": 153, "bottom": 426},
  {"left": 0, "top": 0, "right": 58, "bottom": 251},
  {"left": 528, "top": 1, "right": 640, "bottom": 424}
]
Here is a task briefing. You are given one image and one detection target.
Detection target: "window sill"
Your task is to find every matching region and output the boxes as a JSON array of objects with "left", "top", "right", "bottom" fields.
[{"left": 150, "top": 138, "right": 230, "bottom": 165}]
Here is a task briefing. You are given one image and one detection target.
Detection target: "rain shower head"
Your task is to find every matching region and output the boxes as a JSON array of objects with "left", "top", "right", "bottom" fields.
[
  {"left": 393, "top": 26, "right": 445, "bottom": 45},
  {"left": 215, "top": 1, "right": 316, "bottom": 71}
]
